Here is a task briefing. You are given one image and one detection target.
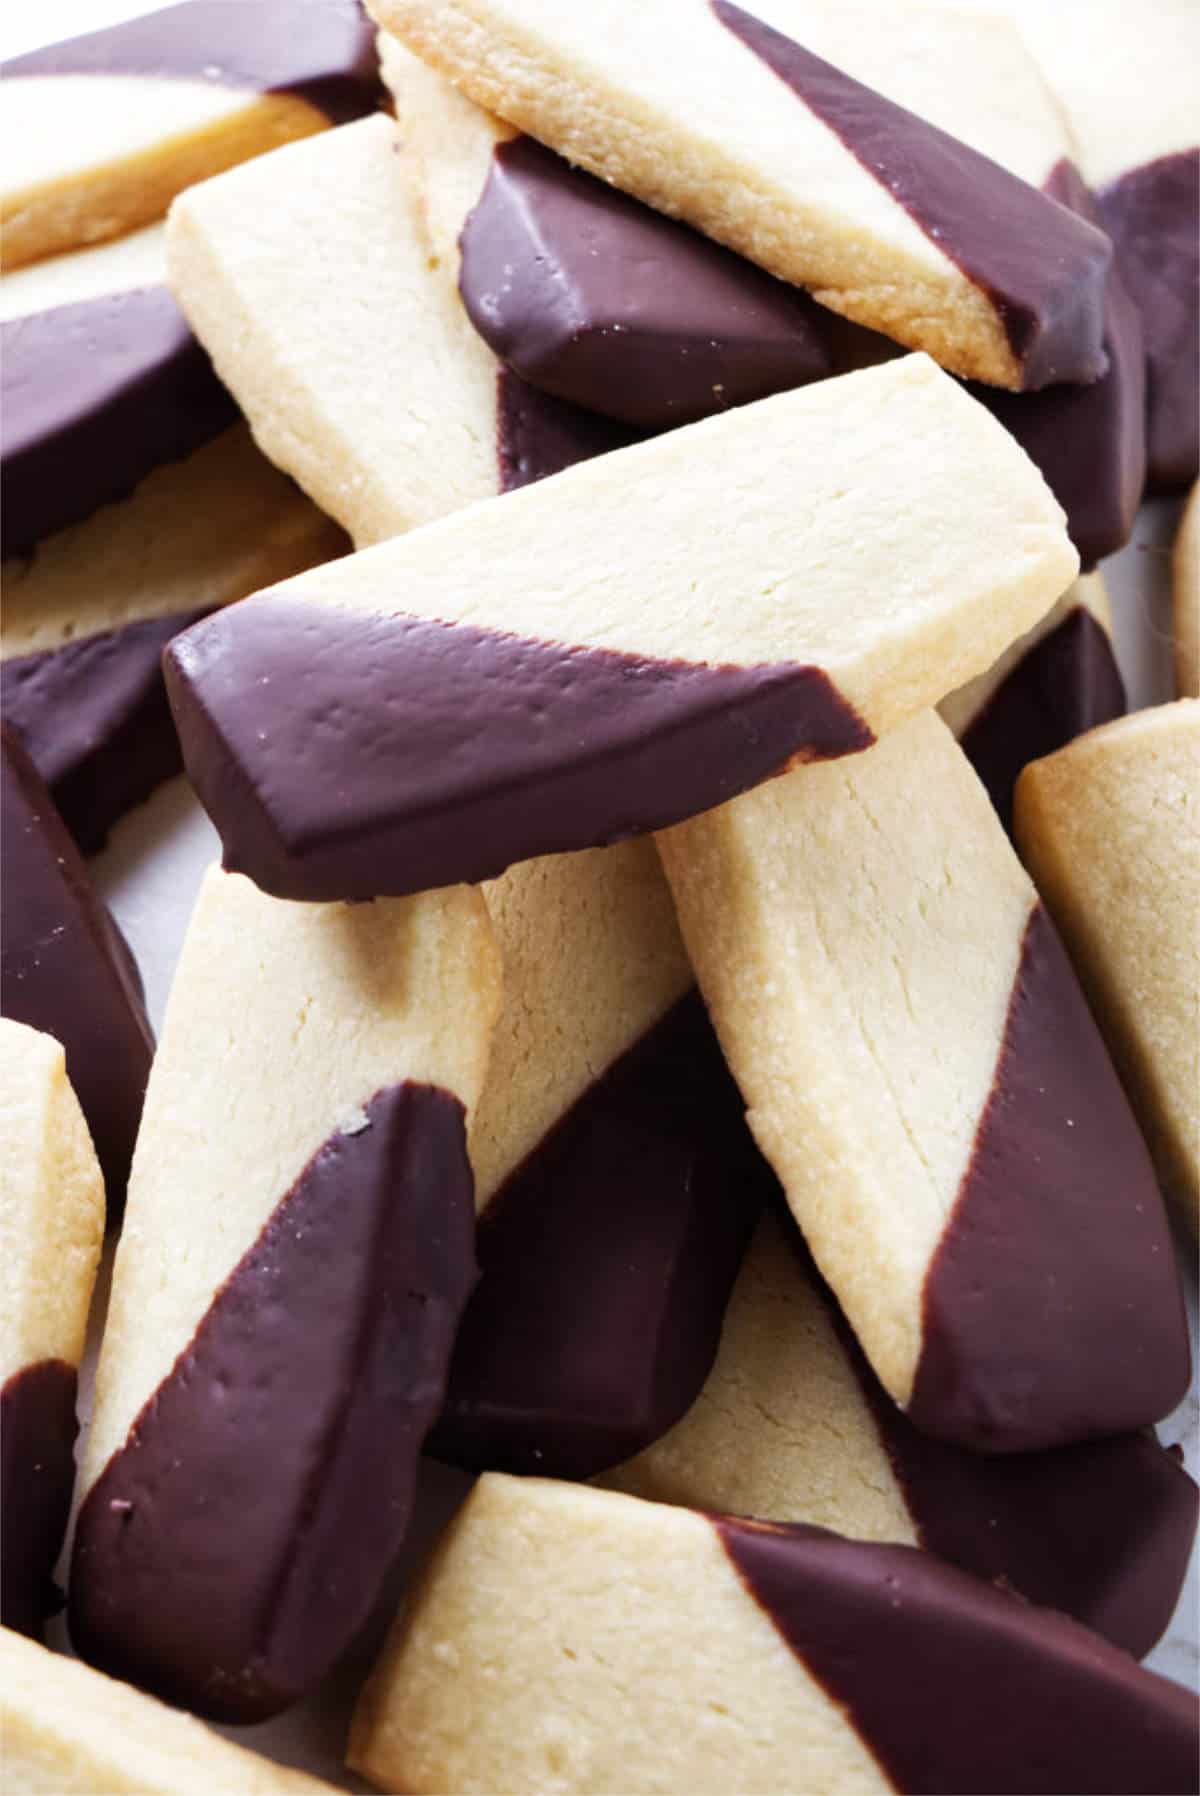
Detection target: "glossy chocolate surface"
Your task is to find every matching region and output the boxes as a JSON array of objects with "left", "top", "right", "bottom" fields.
[
  {"left": 1099, "top": 150, "right": 1200, "bottom": 492},
  {"left": 3, "top": 0, "right": 382, "bottom": 124},
  {"left": 496, "top": 367, "right": 643, "bottom": 489},
  {"left": 711, "top": 1, "right": 1110, "bottom": 388},
  {"left": 717, "top": 1518, "right": 1199, "bottom": 1794},
  {"left": 959, "top": 604, "right": 1126, "bottom": 838},
  {"left": 1, "top": 727, "right": 153, "bottom": 1202},
  {"left": 463, "top": 135, "right": 831, "bottom": 427},
  {"left": 910, "top": 903, "right": 1189, "bottom": 1451},
  {"left": 2, "top": 287, "right": 237, "bottom": 558},
  {"left": 70, "top": 1082, "right": 476, "bottom": 1723},
  {"left": 0, "top": 1360, "right": 78, "bottom": 1640},
  {"left": 432, "top": 991, "right": 765, "bottom": 1479},
  {"left": 2, "top": 608, "right": 209, "bottom": 855},
  {"left": 165, "top": 600, "right": 872, "bottom": 902},
  {"left": 972, "top": 161, "right": 1146, "bottom": 569}
]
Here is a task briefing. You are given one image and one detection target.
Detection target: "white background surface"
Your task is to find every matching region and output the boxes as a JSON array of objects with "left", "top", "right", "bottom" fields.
[{"left": 7, "top": 0, "right": 1198, "bottom": 1786}]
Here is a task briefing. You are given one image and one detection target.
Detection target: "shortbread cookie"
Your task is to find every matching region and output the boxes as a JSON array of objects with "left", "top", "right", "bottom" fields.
[
  {"left": 0, "top": 1022, "right": 104, "bottom": 1640},
  {"left": 166, "top": 115, "right": 635, "bottom": 550},
  {"left": 372, "top": 0, "right": 1111, "bottom": 390},
  {"left": 0, "top": 1628, "right": 343, "bottom": 1795},
  {"left": 604, "top": 1207, "right": 1198, "bottom": 1659},
  {"left": 432, "top": 843, "right": 762, "bottom": 1477},
  {"left": 1175, "top": 485, "right": 1200, "bottom": 698},
  {"left": 165, "top": 354, "right": 1078, "bottom": 902},
  {"left": 1010, "top": 0, "right": 1198, "bottom": 490},
  {"left": 939, "top": 576, "right": 1125, "bottom": 836},
  {"left": 2, "top": 0, "right": 381, "bottom": 269},
  {"left": 349, "top": 1475, "right": 1199, "bottom": 1796},
  {"left": 70, "top": 865, "right": 500, "bottom": 1721},
  {"left": 1, "top": 730, "right": 153, "bottom": 1200},
  {"left": 657, "top": 710, "right": 1188, "bottom": 1451},
  {"left": 1016, "top": 702, "right": 1200, "bottom": 1231},
  {"left": 0, "top": 219, "right": 166, "bottom": 320}
]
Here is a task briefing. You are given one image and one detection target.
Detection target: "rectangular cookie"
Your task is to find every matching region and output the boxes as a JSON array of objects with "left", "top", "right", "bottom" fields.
[
  {"left": 602, "top": 1206, "right": 1198, "bottom": 1660},
  {"left": 164, "top": 353, "right": 1079, "bottom": 902},
  {"left": 1, "top": 0, "right": 382, "bottom": 268},
  {"left": 0, "top": 1020, "right": 105, "bottom": 1641},
  {"left": 433, "top": 841, "right": 762, "bottom": 1478},
  {"left": 370, "top": 0, "right": 1111, "bottom": 389},
  {"left": 348, "top": 1474, "right": 1198, "bottom": 1796},
  {"left": 1015, "top": 701, "right": 1200, "bottom": 1231},
  {"left": 69, "top": 864, "right": 501, "bottom": 1722},
  {"left": 656, "top": 709, "right": 1189, "bottom": 1451}
]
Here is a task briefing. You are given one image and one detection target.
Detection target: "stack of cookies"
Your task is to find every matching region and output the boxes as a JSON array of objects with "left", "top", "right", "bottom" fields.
[{"left": 2, "top": 2, "right": 1197, "bottom": 1792}]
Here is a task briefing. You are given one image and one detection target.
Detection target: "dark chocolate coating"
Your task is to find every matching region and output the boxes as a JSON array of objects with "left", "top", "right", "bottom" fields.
[
  {"left": 959, "top": 603, "right": 1126, "bottom": 838},
  {"left": 971, "top": 161, "right": 1146, "bottom": 570},
  {"left": 1, "top": 727, "right": 153, "bottom": 1203},
  {"left": 0, "top": 1360, "right": 79, "bottom": 1641},
  {"left": 716, "top": 1517, "right": 1200, "bottom": 1794},
  {"left": 3, "top": 0, "right": 382, "bottom": 125},
  {"left": 2, "top": 608, "right": 209, "bottom": 856},
  {"left": 1, "top": 288, "right": 237, "bottom": 559},
  {"left": 496, "top": 367, "right": 644, "bottom": 489},
  {"left": 69, "top": 1082, "right": 476, "bottom": 1723},
  {"left": 432, "top": 991, "right": 766, "bottom": 1479},
  {"left": 463, "top": 135, "right": 832, "bottom": 427},
  {"left": 1098, "top": 149, "right": 1200, "bottom": 492},
  {"left": 910, "top": 903, "right": 1189, "bottom": 1452},
  {"left": 165, "top": 600, "right": 873, "bottom": 902},
  {"left": 711, "top": 1, "right": 1110, "bottom": 388}
]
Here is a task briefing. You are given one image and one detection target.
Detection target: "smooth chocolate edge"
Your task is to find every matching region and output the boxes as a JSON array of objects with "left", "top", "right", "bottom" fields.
[
  {"left": 909, "top": 902, "right": 1189, "bottom": 1452},
  {"left": 2, "top": 0, "right": 383, "bottom": 125},
  {"left": 464, "top": 137, "right": 830, "bottom": 429},
  {"left": 69, "top": 1082, "right": 476, "bottom": 1723},
  {"left": 1098, "top": 149, "right": 1200, "bottom": 492},
  {"left": 959, "top": 606, "right": 1127, "bottom": 837},
  {"left": 431, "top": 990, "right": 767, "bottom": 1479},
  {"left": 710, "top": 0, "right": 1110, "bottom": 387},
  {"left": 2, "top": 608, "right": 210, "bottom": 856},
  {"left": 0, "top": 726, "right": 154, "bottom": 1204},
  {"left": 1, "top": 288, "right": 238, "bottom": 559},
  {"left": 165, "top": 602, "right": 874, "bottom": 903},
  {"left": 0, "top": 1360, "right": 79, "bottom": 1640},
  {"left": 715, "top": 1517, "right": 1199, "bottom": 1794},
  {"left": 495, "top": 367, "right": 646, "bottom": 490}
]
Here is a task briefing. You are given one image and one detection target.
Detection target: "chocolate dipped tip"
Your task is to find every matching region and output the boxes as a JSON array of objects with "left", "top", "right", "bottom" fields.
[
  {"left": 1, "top": 1361, "right": 79, "bottom": 1640},
  {"left": 496, "top": 366, "right": 645, "bottom": 489},
  {"left": 2, "top": 0, "right": 383, "bottom": 125},
  {"left": 716, "top": 1518, "right": 1200, "bottom": 1794},
  {"left": 711, "top": 0, "right": 1111, "bottom": 390},
  {"left": 165, "top": 599, "right": 872, "bottom": 902},
  {"left": 70, "top": 1082, "right": 476, "bottom": 1723},
  {"left": 1, "top": 287, "right": 237, "bottom": 559},
  {"left": 462, "top": 135, "right": 832, "bottom": 428},
  {"left": 910, "top": 902, "right": 1190, "bottom": 1452},
  {"left": 432, "top": 991, "right": 767, "bottom": 1479}
]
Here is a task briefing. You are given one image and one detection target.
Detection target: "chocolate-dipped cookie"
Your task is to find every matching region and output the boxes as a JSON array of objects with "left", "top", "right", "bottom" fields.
[
  {"left": 1, "top": 1627, "right": 344, "bottom": 1795},
  {"left": 0, "top": 1021, "right": 104, "bottom": 1641},
  {"left": 165, "top": 115, "right": 635, "bottom": 550},
  {"left": 1176, "top": 484, "right": 1199, "bottom": 699},
  {"left": 349, "top": 1475, "right": 1199, "bottom": 1795},
  {"left": 69, "top": 865, "right": 501, "bottom": 1722},
  {"left": 657, "top": 709, "right": 1188, "bottom": 1451},
  {"left": 604, "top": 1206, "right": 1198, "bottom": 1659},
  {"left": 2, "top": 0, "right": 382, "bottom": 269},
  {"left": 1, "top": 729, "right": 154, "bottom": 1200},
  {"left": 1016, "top": 701, "right": 1200, "bottom": 1233},
  {"left": 433, "top": 841, "right": 762, "bottom": 1477},
  {"left": 939, "top": 575, "right": 1125, "bottom": 836},
  {"left": 370, "top": 0, "right": 1111, "bottom": 390},
  {"left": 165, "top": 354, "right": 1077, "bottom": 902}
]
